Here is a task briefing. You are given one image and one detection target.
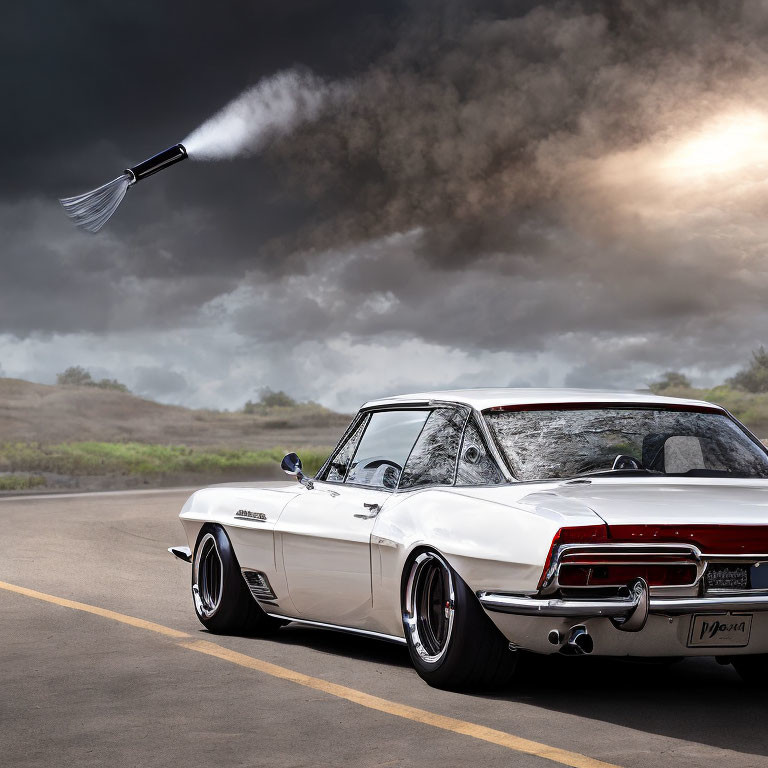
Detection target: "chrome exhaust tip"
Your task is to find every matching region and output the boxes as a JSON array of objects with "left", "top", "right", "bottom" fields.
[{"left": 561, "top": 625, "right": 593, "bottom": 655}]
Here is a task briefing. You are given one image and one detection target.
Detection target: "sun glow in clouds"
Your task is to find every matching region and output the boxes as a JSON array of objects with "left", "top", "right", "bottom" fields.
[
  {"left": 583, "top": 108, "right": 768, "bottom": 221},
  {"left": 661, "top": 110, "right": 768, "bottom": 180}
]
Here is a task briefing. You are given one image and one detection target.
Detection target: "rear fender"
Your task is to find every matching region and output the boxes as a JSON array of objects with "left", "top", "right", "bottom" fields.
[{"left": 370, "top": 488, "right": 602, "bottom": 637}]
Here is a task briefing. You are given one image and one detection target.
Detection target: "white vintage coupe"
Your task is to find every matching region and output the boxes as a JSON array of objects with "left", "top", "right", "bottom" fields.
[{"left": 170, "top": 389, "right": 768, "bottom": 689}]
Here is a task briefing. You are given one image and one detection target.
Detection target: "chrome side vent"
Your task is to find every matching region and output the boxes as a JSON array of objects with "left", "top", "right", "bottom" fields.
[{"left": 241, "top": 570, "right": 276, "bottom": 601}]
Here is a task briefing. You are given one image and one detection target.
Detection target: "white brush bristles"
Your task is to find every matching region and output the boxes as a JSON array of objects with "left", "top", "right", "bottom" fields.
[{"left": 59, "top": 173, "right": 132, "bottom": 233}]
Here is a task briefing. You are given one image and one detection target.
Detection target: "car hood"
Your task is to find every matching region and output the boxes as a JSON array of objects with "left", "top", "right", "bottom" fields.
[{"left": 523, "top": 477, "right": 768, "bottom": 527}]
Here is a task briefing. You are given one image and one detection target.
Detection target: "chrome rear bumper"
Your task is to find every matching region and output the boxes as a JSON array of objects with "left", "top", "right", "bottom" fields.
[{"left": 478, "top": 590, "right": 768, "bottom": 617}]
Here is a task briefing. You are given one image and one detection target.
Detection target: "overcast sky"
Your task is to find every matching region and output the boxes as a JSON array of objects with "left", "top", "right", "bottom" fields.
[{"left": 4, "top": 1, "right": 768, "bottom": 411}]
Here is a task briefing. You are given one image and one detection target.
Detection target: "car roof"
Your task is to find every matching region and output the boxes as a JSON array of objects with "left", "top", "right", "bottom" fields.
[{"left": 361, "top": 387, "right": 721, "bottom": 412}]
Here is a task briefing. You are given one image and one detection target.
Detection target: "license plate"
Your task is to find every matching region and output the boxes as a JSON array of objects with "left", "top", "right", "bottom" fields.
[{"left": 688, "top": 613, "right": 752, "bottom": 647}]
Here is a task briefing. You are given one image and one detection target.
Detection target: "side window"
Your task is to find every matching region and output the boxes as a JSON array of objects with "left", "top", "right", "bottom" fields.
[
  {"left": 399, "top": 408, "right": 468, "bottom": 489},
  {"left": 346, "top": 410, "right": 430, "bottom": 489},
  {"left": 324, "top": 417, "right": 367, "bottom": 482},
  {"left": 456, "top": 419, "right": 504, "bottom": 485}
]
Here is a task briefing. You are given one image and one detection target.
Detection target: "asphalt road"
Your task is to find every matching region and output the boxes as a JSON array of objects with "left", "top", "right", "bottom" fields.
[{"left": 1, "top": 489, "right": 767, "bottom": 768}]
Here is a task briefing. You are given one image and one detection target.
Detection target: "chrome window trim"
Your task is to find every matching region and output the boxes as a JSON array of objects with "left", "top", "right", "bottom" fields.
[{"left": 316, "top": 399, "right": 508, "bottom": 492}]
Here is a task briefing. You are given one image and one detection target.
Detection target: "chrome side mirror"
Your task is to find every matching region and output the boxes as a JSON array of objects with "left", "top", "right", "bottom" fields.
[
  {"left": 281, "top": 452, "right": 314, "bottom": 489},
  {"left": 281, "top": 452, "right": 302, "bottom": 475}
]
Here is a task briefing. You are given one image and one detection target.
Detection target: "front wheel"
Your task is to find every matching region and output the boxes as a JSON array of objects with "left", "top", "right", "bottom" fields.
[
  {"left": 192, "top": 524, "right": 281, "bottom": 636},
  {"left": 732, "top": 654, "right": 768, "bottom": 686},
  {"left": 402, "top": 550, "right": 518, "bottom": 690}
]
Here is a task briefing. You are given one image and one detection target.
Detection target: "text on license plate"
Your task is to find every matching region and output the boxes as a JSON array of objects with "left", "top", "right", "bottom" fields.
[{"left": 688, "top": 613, "right": 752, "bottom": 647}]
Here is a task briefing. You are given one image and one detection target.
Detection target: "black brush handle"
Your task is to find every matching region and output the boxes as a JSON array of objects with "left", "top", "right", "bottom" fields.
[{"left": 126, "top": 143, "right": 187, "bottom": 183}]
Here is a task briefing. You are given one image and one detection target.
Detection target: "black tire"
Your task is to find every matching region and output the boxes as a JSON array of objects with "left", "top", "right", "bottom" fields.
[
  {"left": 732, "top": 654, "right": 768, "bottom": 686},
  {"left": 401, "top": 549, "right": 518, "bottom": 690},
  {"left": 192, "top": 524, "right": 281, "bottom": 636}
]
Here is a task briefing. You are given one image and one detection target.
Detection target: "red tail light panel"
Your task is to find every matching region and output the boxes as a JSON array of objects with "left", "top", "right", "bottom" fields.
[
  {"left": 537, "top": 523, "right": 768, "bottom": 591},
  {"left": 558, "top": 563, "right": 698, "bottom": 587},
  {"left": 607, "top": 524, "right": 768, "bottom": 555}
]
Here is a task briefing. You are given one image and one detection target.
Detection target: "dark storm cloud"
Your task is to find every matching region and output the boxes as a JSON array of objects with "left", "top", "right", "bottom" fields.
[
  {"left": 4, "top": 0, "right": 768, "bottom": 403},
  {"left": 133, "top": 366, "right": 189, "bottom": 398},
  {"left": 271, "top": 0, "right": 768, "bottom": 259},
  {"left": 0, "top": 1, "right": 403, "bottom": 193},
  {"left": 251, "top": 0, "right": 768, "bottom": 376}
]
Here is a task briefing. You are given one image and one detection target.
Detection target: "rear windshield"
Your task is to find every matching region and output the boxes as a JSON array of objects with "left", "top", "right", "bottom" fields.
[{"left": 485, "top": 407, "right": 768, "bottom": 481}]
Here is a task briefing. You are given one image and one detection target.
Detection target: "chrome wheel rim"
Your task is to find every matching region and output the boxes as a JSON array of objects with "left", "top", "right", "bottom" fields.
[
  {"left": 403, "top": 552, "right": 455, "bottom": 663},
  {"left": 193, "top": 532, "right": 223, "bottom": 618}
]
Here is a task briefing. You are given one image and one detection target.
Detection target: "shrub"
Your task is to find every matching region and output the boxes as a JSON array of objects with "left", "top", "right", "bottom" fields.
[
  {"left": 57, "top": 366, "right": 92, "bottom": 386},
  {"left": 258, "top": 388, "right": 297, "bottom": 408},
  {"left": 0, "top": 474, "right": 46, "bottom": 491},
  {"left": 728, "top": 346, "right": 768, "bottom": 393},
  {"left": 56, "top": 366, "right": 130, "bottom": 392},
  {"left": 649, "top": 371, "right": 691, "bottom": 393}
]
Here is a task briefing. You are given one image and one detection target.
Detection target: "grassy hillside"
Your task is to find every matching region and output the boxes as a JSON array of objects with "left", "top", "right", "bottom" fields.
[
  {"left": 0, "top": 377, "right": 349, "bottom": 448},
  {"left": 0, "top": 377, "right": 347, "bottom": 493},
  {"left": 0, "top": 442, "right": 329, "bottom": 476}
]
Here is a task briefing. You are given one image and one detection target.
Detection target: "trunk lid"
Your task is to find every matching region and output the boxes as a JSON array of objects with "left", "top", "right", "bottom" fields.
[{"left": 549, "top": 477, "right": 768, "bottom": 554}]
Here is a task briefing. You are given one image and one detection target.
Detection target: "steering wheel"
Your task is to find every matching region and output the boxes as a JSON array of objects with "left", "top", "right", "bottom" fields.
[
  {"left": 611, "top": 454, "right": 644, "bottom": 471},
  {"left": 357, "top": 457, "right": 403, "bottom": 472},
  {"left": 350, "top": 457, "right": 404, "bottom": 489}
]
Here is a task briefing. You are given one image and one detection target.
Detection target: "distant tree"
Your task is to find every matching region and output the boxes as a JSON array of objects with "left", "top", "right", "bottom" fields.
[
  {"left": 56, "top": 366, "right": 130, "bottom": 393},
  {"left": 649, "top": 371, "right": 692, "bottom": 393},
  {"left": 728, "top": 346, "right": 768, "bottom": 393},
  {"left": 57, "top": 366, "right": 93, "bottom": 386},
  {"left": 258, "top": 388, "right": 297, "bottom": 408},
  {"left": 243, "top": 400, "right": 257, "bottom": 414}
]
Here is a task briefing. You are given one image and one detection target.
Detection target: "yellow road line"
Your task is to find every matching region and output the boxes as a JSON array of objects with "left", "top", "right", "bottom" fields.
[
  {"left": 0, "top": 580, "right": 620, "bottom": 768},
  {"left": 183, "top": 638, "right": 618, "bottom": 768},
  {"left": 0, "top": 580, "right": 189, "bottom": 639}
]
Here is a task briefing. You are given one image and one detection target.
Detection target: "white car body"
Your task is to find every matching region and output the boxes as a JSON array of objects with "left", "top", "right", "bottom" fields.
[{"left": 175, "top": 388, "right": 768, "bottom": 660}]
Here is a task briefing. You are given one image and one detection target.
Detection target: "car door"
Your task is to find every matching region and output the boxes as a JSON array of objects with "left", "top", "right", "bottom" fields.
[{"left": 277, "top": 408, "right": 430, "bottom": 628}]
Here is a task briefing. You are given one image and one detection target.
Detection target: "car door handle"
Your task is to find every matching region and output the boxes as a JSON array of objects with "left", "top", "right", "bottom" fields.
[{"left": 354, "top": 503, "right": 381, "bottom": 519}]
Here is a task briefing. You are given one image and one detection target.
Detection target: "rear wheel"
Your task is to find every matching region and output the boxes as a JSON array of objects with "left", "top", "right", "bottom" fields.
[
  {"left": 732, "top": 654, "right": 768, "bottom": 685},
  {"left": 192, "top": 525, "right": 281, "bottom": 636},
  {"left": 402, "top": 550, "right": 518, "bottom": 690}
]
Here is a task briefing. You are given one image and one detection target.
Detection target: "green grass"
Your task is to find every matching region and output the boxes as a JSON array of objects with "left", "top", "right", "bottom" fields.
[
  {"left": 0, "top": 474, "right": 46, "bottom": 491},
  {"left": 0, "top": 442, "right": 330, "bottom": 478}
]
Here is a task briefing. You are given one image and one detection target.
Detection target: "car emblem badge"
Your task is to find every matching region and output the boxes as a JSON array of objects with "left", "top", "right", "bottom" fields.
[{"left": 235, "top": 509, "right": 267, "bottom": 521}]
